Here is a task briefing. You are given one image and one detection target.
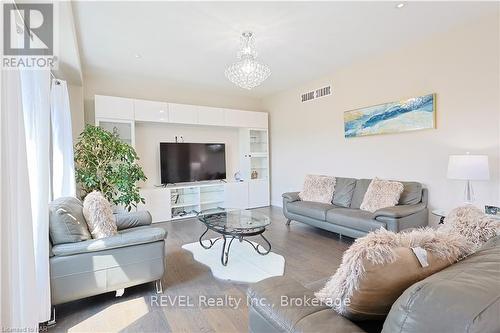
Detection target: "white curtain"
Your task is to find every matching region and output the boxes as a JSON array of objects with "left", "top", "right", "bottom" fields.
[
  {"left": 50, "top": 79, "right": 76, "bottom": 198},
  {"left": 20, "top": 69, "right": 52, "bottom": 322},
  {"left": 0, "top": 70, "right": 39, "bottom": 330}
]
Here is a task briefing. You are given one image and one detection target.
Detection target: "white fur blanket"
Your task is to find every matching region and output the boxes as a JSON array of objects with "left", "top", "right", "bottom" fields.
[{"left": 315, "top": 205, "right": 499, "bottom": 315}]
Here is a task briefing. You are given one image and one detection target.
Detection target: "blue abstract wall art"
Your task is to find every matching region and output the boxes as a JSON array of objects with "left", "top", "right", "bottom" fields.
[{"left": 344, "top": 93, "right": 436, "bottom": 138}]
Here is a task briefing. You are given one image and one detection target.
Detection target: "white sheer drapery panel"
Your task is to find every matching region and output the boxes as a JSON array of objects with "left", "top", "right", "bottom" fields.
[
  {"left": 0, "top": 69, "right": 39, "bottom": 331},
  {"left": 50, "top": 79, "right": 76, "bottom": 198},
  {"left": 20, "top": 69, "right": 52, "bottom": 322}
]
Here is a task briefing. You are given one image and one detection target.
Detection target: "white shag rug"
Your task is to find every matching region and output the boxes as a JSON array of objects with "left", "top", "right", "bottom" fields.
[{"left": 182, "top": 238, "right": 285, "bottom": 283}]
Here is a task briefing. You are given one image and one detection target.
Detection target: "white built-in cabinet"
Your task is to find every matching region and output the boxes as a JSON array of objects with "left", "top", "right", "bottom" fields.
[
  {"left": 138, "top": 187, "right": 171, "bottom": 222},
  {"left": 133, "top": 99, "right": 169, "bottom": 123},
  {"left": 95, "top": 95, "right": 268, "bottom": 130},
  {"left": 95, "top": 95, "right": 134, "bottom": 120},
  {"left": 239, "top": 128, "right": 270, "bottom": 208},
  {"left": 168, "top": 103, "right": 199, "bottom": 124},
  {"left": 95, "top": 118, "right": 135, "bottom": 147},
  {"left": 223, "top": 182, "right": 249, "bottom": 209},
  {"left": 225, "top": 109, "right": 268, "bottom": 128},
  {"left": 95, "top": 94, "right": 270, "bottom": 222},
  {"left": 198, "top": 107, "right": 225, "bottom": 126}
]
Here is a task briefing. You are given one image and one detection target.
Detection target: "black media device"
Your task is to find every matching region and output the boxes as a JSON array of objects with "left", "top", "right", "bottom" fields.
[{"left": 160, "top": 142, "right": 226, "bottom": 184}]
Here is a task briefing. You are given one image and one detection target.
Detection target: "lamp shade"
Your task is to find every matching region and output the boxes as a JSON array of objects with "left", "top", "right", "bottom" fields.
[{"left": 447, "top": 155, "right": 490, "bottom": 180}]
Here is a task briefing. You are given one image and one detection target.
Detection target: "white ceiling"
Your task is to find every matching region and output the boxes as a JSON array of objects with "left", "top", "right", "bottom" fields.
[{"left": 72, "top": 1, "right": 497, "bottom": 98}]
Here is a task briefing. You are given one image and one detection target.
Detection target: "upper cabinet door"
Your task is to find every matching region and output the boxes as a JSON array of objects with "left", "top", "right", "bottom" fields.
[
  {"left": 224, "top": 109, "right": 268, "bottom": 128},
  {"left": 95, "top": 95, "right": 134, "bottom": 120},
  {"left": 169, "top": 103, "right": 199, "bottom": 124},
  {"left": 134, "top": 99, "right": 169, "bottom": 123},
  {"left": 198, "top": 107, "right": 224, "bottom": 126}
]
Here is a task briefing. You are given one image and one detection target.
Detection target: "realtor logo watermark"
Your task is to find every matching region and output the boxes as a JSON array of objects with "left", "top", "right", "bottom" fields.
[{"left": 2, "top": 3, "right": 57, "bottom": 69}]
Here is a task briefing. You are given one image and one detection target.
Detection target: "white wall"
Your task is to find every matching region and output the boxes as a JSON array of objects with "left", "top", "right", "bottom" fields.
[
  {"left": 263, "top": 14, "right": 500, "bottom": 224},
  {"left": 68, "top": 84, "right": 84, "bottom": 142},
  {"left": 135, "top": 122, "right": 239, "bottom": 188}
]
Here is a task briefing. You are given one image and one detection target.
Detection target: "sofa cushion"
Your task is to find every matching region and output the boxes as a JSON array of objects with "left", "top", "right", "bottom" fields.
[
  {"left": 316, "top": 228, "right": 470, "bottom": 321},
  {"left": 294, "top": 308, "right": 383, "bottom": 333},
  {"left": 382, "top": 235, "right": 500, "bottom": 333},
  {"left": 287, "top": 201, "right": 336, "bottom": 221},
  {"left": 83, "top": 191, "right": 118, "bottom": 239},
  {"left": 115, "top": 210, "right": 152, "bottom": 230},
  {"left": 399, "top": 182, "right": 422, "bottom": 205},
  {"left": 326, "top": 208, "right": 386, "bottom": 232},
  {"left": 350, "top": 179, "right": 372, "bottom": 209},
  {"left": 360, "top": 178, "right": 404, "bottom": 213},
  {"left": 49, "top": 197, "right": 91, "bottom": 245},
  {"left": 332, "top": 177, "right": 357, "bottom": 208},
  {"left": 51, "top": 226, "right": 166, "bottom": 256},
  {"left": 248, "top": 276, "right": 380, "bottom": 333},
  {"left": 247, "top": 277, "right": 363, "bottom": 332},
  {"left": 299, "top": 175, "right": 336, "bottom": 204}
]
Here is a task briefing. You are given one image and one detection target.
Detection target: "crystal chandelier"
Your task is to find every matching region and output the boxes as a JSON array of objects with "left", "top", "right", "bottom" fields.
[{"left": 225, "top": 32, "right": 271, "bottom": 90}]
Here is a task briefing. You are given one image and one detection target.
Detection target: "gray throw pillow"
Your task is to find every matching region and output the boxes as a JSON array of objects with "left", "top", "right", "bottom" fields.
[
  {"left": 49, "top": 197, "right": 91, "bottom": 245},
  {"left": 399, "top": 181, "right": 423, "bottom": 205},
  {"left": 332, "top": 177, "right": 357, "bottom": 207}
]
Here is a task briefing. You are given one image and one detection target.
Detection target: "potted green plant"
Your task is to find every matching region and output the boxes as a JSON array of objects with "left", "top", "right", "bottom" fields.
[{"left": 74, "top": 124, "right": 147, "bottom": 211}]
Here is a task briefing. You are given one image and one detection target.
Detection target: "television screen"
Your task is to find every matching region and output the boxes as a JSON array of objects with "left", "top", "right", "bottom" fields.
[{"left": 160, "top": 143, "right": 226, "bottom": 184}]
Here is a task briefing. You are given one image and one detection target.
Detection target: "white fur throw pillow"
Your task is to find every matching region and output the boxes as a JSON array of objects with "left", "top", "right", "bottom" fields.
[
  {"left": 299, "top": 175, "right": 336, "bottom": 203},
  {"left": 360, "top": 178, "right": 404, "bottom": 213},
  {"left": 315, "top": 228, "right": 472, "bottom": 320},
  {"left": 83, "top": 191, "right": 118, "bottom": 239},
  {"left": 439, "top": 205, "right": 500, "bottom": 251}
]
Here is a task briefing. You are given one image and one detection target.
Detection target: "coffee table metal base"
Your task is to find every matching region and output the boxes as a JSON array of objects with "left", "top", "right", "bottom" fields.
[{"left": 198, "top": 226, "right": 271, "bottom": 266}]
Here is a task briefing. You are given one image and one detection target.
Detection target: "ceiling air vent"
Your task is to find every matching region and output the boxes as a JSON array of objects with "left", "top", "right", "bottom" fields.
[{"left": 301, "top": 85, "right": 332, "bottom": 103}]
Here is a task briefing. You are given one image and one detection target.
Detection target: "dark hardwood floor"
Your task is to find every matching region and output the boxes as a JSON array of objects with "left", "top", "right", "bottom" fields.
[{"left": 50, "top": 206, "right": 353, "bottom": 333}]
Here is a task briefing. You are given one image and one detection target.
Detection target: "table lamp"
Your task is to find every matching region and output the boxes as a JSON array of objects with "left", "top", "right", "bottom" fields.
[{"left": 447, "top": 154, "right": 489, "bottom": 204}]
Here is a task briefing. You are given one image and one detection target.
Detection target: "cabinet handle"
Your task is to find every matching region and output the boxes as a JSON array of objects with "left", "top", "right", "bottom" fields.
[{"left": 249, "top": 154, "right": 252, "bottom": 157}]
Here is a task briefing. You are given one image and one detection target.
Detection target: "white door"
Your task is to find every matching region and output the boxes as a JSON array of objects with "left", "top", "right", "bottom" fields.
[
  {"left": 239, "top": 129, "right": 251, "bottom": 180},
  {"left": 248, "top": 179, "right": 270, "bottom": 208},
  {"left": 134, "top": 99, "right": 168, "bottom": 122},
  {"left": 223, "top": 182, "right": 249, "bottom": 209}
]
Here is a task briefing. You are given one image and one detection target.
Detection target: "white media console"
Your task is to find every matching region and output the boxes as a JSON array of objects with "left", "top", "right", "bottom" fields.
[{"left": 94, "top": 94, "right": 270, "bottom": 222}]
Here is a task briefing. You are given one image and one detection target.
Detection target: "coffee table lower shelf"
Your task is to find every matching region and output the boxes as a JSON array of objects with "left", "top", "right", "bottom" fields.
[{"left": 198, "top": 226, "right": 271, "bottom": 266}]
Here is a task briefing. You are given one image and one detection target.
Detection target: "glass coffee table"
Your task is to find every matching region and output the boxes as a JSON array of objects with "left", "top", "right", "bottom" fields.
[{"left": 197, "top": 209, "right": 271, "bottom": 266}]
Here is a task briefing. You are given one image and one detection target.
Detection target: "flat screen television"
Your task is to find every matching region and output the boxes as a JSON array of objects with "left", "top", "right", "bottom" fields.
[{"left": 160, "top": 142, "right": 226, "bottom": 184}]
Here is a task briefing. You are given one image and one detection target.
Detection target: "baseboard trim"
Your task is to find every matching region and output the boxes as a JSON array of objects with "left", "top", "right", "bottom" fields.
[{"left": 271, "top": 200, "right": 283, "bottom": 208}]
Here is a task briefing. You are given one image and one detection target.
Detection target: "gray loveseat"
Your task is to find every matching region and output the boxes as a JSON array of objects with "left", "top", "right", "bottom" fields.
[
  {"left": 283, "top": 178, "right": 428, "bottom": 238},
  {"left": 48, "top": 197, "right": 166, "bottom": 322},
  {"left": 248, "top": 235, "right": 500, "bottom": 333}
]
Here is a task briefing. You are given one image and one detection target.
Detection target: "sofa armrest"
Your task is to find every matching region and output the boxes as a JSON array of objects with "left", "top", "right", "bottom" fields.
[
  {"left": 374, "top": 203, "right": 426, "bottom": 219},
  {"left": 282, "top": 192, "right": 300, "bottom": 203},
  {"left": 52, "top": 226, "right": 166, "bottom": 256},
  {"left": 114, "top": 210, "right": 152, "bottom": 230}
]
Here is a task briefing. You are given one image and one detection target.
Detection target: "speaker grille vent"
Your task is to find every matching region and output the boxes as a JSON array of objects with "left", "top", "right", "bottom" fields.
[{"left": 301, "top": 85, "right": 332, "bottom": 102}]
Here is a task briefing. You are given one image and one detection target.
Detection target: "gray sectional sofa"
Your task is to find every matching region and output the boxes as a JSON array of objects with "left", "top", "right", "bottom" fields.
[
  {"left": 247, "top": 235, "right": 500, "bottom": 333},
  {"left": 283, "top": 178, "right": 428, "bottom": 238}
]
